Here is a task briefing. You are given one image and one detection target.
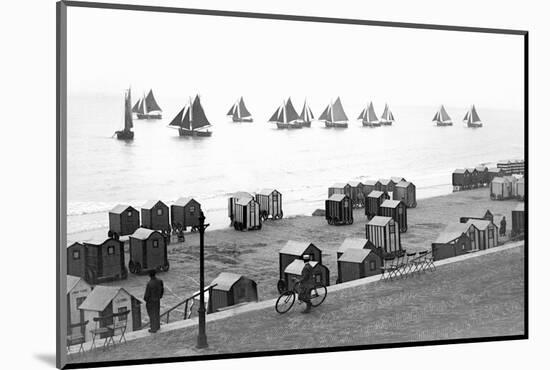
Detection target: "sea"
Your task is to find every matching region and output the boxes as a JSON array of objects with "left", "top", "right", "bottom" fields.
[{"left": 67, "top": 93, "right": 524, "bottom": 235}]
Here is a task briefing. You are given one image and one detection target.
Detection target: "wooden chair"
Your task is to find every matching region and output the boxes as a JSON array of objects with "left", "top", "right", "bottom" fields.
[
  {"left": 90, "top": 315, "right": 115, "bottom": 350},
  {"left": 425, "top": 251, "right": 436, "bottom": 272},
  {"left": 404, "top": 252, "right": 417, "bottom": 277},
  {"left": 414, "top": 251, "right": 428, "bottom": 273},
  {"left": 108, "top": 310, "right": 130, "bottom": 344},
  {"left": 66, "top": 320, "right": 88, "bottom": 356},
  {"left": 381, "top": 256, "right": 398, "bottom": 281}
]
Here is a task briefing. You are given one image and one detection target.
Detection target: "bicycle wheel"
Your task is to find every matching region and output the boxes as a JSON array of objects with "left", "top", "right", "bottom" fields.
[
  {"left": 310, "top": 285, "right": 327, "bottom": 307},
  {"left": 275, "top": 292, "right": 295, "bottom": 314}
]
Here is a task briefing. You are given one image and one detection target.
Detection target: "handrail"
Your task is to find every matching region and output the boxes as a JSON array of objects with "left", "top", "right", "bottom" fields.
[{"left": 142, "top": 284, "right": 217, "bottom": 328}]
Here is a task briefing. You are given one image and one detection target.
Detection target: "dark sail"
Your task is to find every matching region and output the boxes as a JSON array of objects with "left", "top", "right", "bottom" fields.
[
  {"left": 285, "top": 98, "right": 299, "bottom": 122},
  {"left": 470, "top": 105, "right": 481, "bottom": 122},
  {"left": 227, "top": 104, "right": 236, "bottom": 116},
  {"left": 277, "top": 105, "right": 285, "bottom": 122},
  {"left": 308, "top": 106, "right": 314, "bottom": 120},
  {"left": 180, "top": 106, "right": 191, "bottom": 130},
  {"left": 145, "top": 89, "right": 162, "bottom": 113},
  {"left": 191, "top": 95, "right": 211, "bottom": 130},
  {"left": 136, "top": 98, "right": 145, "bottom": 114},
  {"left": 319, "top": 104, "right": 330, "bottom": 121},
  {"left": 440, "top": 105, "right": 451, "bottom": 122},
  {"left": 331, "top": 97, "right": 348, "bottom": 122},
  {"left": 299, "top": 101, "right": 314, "bottom": 122},
  {"left": 358, "top": 108, "right": 366, "bottom": 120},
  {"left": 124, "top": 89, "right": 133, "bottom": 130},
  {"left": 238, "top": 97, "right": 252, "bottom": 118},
  {"left": 432, "top": 110, "right": 440, "bottom": 122},
  {"left": 168, "top": 108, "right": 185, "bottom": 128},
  {"left": 269, "top": 106, "right": 281, "bottom": 122},
  {"left": 463, "top": 110, "right": 470, "bottom": 122},
  {"left": 132, "top": 98, "right": 141, "bottom": 113},
  {"left": 388, "top": 110, "right": 395, "bottom": 121},
  {"left": 365, "top": 102, "right": 379, "bottom": 123}
]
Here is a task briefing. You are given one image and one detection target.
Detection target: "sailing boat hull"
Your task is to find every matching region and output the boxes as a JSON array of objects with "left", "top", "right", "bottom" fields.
[
  {"left": 232, "top": 117, "right": 254, "bottom": 123},
  {"left": 380, "top": 120, "right": 393, "bottom": 126},
  {"left": 300, "top": 121, "right": 311, "bottom": 128},
  {"left": 325, "top": 121, "right": 348, "bottom": 128},
  {"left": 362, "top": 121, "right": 381, "bottom": 127},
  {"left": 436, "top": 122, "right": 453, "bottom": 126},
  {"left": 178, "top": 128, "right": 212, "bottom": 137},
  {"left": 276, "top": 122, "right": 302, "bottom": 129},
  {"left": 467, "top": 122, "right": 483, "bottom": 128},
  {"left": 115, "top": 130, "right": 134, "bottom": 140},
  {"left": 136, "top": 113, "right": 162, "bottom": 120}
]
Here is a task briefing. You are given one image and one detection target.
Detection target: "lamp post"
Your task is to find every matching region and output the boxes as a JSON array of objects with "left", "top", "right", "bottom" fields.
[{"left": 197, "top": 211, "right": 209, "bottom": 348}]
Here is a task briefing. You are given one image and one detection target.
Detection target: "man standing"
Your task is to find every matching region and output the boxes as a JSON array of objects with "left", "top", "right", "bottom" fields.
[
  {"left": 144, "top": 269, "right": 164, "bottom": 333},
  {"left": 500, "top": 216, "right": 507, "bottom": 237},
  {"left": 299, "top": 255, "right": 314, "bottom": 314}
]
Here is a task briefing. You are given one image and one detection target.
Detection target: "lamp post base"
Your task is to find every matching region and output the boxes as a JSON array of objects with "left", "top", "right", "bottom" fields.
[{"left": 196, "top": 335, "right": 209, "bottom": 349}]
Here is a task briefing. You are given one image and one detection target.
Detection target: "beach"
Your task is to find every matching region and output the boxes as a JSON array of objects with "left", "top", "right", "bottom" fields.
[{"left": 67, "top": 187, "right": 522, "bottom": 317}]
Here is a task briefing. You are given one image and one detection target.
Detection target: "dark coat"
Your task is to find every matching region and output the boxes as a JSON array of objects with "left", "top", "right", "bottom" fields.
[
  {"left": 301, "top": 262, "right": 314, "bottom": 289},
  {"left": 144, "top": 277, "right": 164, "bottom": 303}
]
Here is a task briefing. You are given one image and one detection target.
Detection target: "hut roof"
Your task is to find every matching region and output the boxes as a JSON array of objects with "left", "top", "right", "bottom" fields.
[
  {"left": 475, "top": 166, "right": 488, "bottom": 172},
  {"left": 468, "top": 219, "right": 493, "bottom": 231},
  {"left": 338, "top": 248, "right": 373, "bottom": 263},
  {"left": 142, "top": 200, "right": 165, "bottom": 209},
  {"left": 257, "top": 188, "right": 278, "bottom": 196},
  {"left": 110, "top": 204, "right": 133, "bottom": 214},
  {"left": 210, "top": 272, "right": 247, "bottom": 291},
  {"left": 236, "top": 197, "right": 256, "bottom": 206},
  {"left": 514, "top": 203, "right": 524, "bottom": 212},
  {"left": 280, "top": 240, "right": 316, "bottom": 256},
  {"left": 328, "top": 193, "right": 347, "bottom": 202},
  {"left": 231, "top": 191, "right": 253, "bottom": 200},
  {"left": 434, "top": 223, "right": 470, "bottom": 244},
  {"left": 367, "top": 216, "right": 393, "bottom": 227},
  {"left": 284, "top": 259, "right": 319, "bottom": 275},
  {"left": 453, "top": 169, "right": 467, "bottom": 174},
  {"left": 492, "top": 177, "right": 507, "bottom": 184},
  {"left": 381, "top": 199, "right": 403, "bottom": 209},
  {"left": 67, "top": 242, "right": 83, "bottom": 249},
  {"left": 78, "top": 286, "right": 134, "bottom": 311},
  {"left": 130, "top": 227, "right": 158, "bottom": 240},
  {"left": 466, "top": 168, "right": 477, "bottom": 173},
  {"left": 517, "top": 177, "right": 525, "bottom": 183},
  {"left": 395, "top": 180, "right": 413, "bottom": 188},
  {"left": 504, "top": 176, "right": 518, "bottom": 182},
  {"left": 84, "top": 237, "right": 113, "bottom": 246},
  {"left": 173, "top": 197, "right": 197, "bottom": 207},
  {"left": 67, "top": 275, "right": 85, "bottom": 293},
  {"left": 363, "top": 179, "right": 379, "bottom": 186},
  {"left": 379, "top": 178, "right": 394, "bottom": 186},
  {"left": 391, "top": 177, "right": 406, "bottom": 183},
  {"left": 338, "top": 238, "right": 370, "bottom": 254},
  {"left": 330, "top": 182, "right": 347, "bottom": 188},
  {"left": 347, "top": 180, "right": 363, "bottom": 187},
  {"left": 367, "top": 190, "right": 385, "bottom": 199}
]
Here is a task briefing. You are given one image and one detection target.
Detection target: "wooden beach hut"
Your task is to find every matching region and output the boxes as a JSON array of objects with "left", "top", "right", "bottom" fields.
[
  {"left": 379, "top": 178, "right": 396, "bottom": 194},
  {"left": 141, "top": 200, "right": 170, "bottom": 233},
  {"left": 466, "top": 168, "right": 479, "bottom": 188},
  {"left": 207, "top": 272, "right": 258, "bottom": 313},
  {"left": 511, "top": 203, "right": 525, "bottom": 237},
  {"left": 128, "top": 228, "right": 169, "bottom": 274},
  {"left": 347, "top": 181, "right": 365, "bottom": 208},
  {"left": 516, "top": 177, "right": 525, "bottom": 200},
  {"left": 379, "top": 199, "right": 408, "bottom": 232},
  {"left": 83, "top": 238, "right": 127, "bottom": 284},
  {"left": 325, "top": 194, "right": 353, "bottom": 225},
  {"left": 108, "top": 205, "right": 140, "bottom": 239},
  {"left": 475, "top": 166, "right": 489, "bottom": 186},
  {"left": 337, "top": 248, "right": 382, "bottom": 283},
  {"left": 362, "top": 179, "right": 382, "bottom": 197},
  {"left": 505, "top": 176, "right": 519, "bottom": 197},
  {"left": 283, "top": 260, "right": 330, "bottom": 289},
  {"left": 431, "top": 223, "right": 472, "bottom": 261},
  {"left": 67, "top": 242, "right": 87, "bottom": 279},
  {"left": 228, "top": 192, "right": 253, "bottom": 225},
  {"left": 490, "top": 177, "right": 512, "bottom": 200},
  {"left": 66, "top": 275, "right": 92, "bottom": 340},
  {"left": 365, "top": 216, "right": 402, "bottom": 255},
  {"left": 233, "top": 197, "right": 261, "bottom": 231},
  {"left": 170, "top": 197, "right": 201, "bottom": 231},
  {"left": 79, "top": 286, "right": 142, "bottom": 340},
  {"left": 279, "top": 241, "right": 322, "bottom": 280},
  {"left": 487, "top": 167, "right": 504, "bottom": 183},
  {"left": 328, "top": 183, "right": 352, "bottom": 198},
  {"left": 365, "top": 190, "right": 390, "bottom": 219},
  {"left": 394, "top": 180, "right": 417, "bottom": 208},
  {"left": 336, "top": 238, "right": 376, "bottom": 259},
  {"left": 452, "top": 169, "right": 471, "bottom": 191},
  {"left": 255, "top": 189, "right": 283, "bottom": 220},
  {"left": 468, "top": 219, "right": 499, "bottom": 250}
]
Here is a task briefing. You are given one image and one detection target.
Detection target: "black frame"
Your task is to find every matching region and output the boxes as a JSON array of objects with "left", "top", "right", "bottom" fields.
[{"left": 56, "top": 1, "right": 529, "bottom": 369}]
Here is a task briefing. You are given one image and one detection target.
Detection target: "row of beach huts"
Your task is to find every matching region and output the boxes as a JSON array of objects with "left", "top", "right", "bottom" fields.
[{"left": 452, "top": 160, "right": 525, "bottom": 191}]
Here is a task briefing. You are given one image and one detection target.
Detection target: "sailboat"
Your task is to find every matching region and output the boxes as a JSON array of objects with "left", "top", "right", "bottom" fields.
[
  {"left": 432, "top": 105, "right": 453, "bottom": 126},
  {"left": 358, "top": 102, "right": 380, "bottom": 127},
  {"left": 168, "top": 95, "right": 213, "bottom": 137},
  {"left": 268, "top": 98, "right": 302, "bottom": 129},
  {"left": 463, "top": 105, "right": 483, "bottom": 128},
  {"left": 227, "top": 97, "right": 253, "bottom": 122},
  {"left": 380, "top": 104, "right": 396, "bottom": 126},
  {"left": 319, "top": 97, "right": 349, "bottom": 128},
  {"left": 297, "top": 99, "right": 315, "bottom": 127},
  {"left": 132, "top": 89, "right": 162, "bottom": 119},
  {"left": 114, "top": 88, "right": 134, "bottom": 140}
]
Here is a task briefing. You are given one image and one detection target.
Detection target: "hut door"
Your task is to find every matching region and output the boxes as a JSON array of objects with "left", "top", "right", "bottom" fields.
[{"left": 76, "top": 297, "right": 86, "bottom": 336}]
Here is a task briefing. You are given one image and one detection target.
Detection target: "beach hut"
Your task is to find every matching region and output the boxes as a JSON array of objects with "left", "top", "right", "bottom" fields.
[
  {"left": 141, "top": 200, "right": 170, "bottom": 233},
  {"left": 79, "top": 286, "right": 142, "bottom": 341},
  {"left": 466, "top": 168, "right": 479, "bottom": 188},
  {"left": 391, "top": 176, "right": 407, "bottom": 184},
  {"left": 516, "top": 177, "right": 525, "bottom": 200},
  {"left": 67, "top": 242, "right": 87, "bottom": 279},
  {"left": 362, "top": 179, "right": 382, "bottom": 197},
  {"left": 347, "top": 181, "right": 365, "bottom": 208},
  {"left": 328, "top": 183, "right": 351, "bottom": 198},
  {"left": 336, "top": 238, "right": 376, "bottom": 259},
  {"left": 365, "top": 190, "right": 390, "bottom": 219},
  {"left": 283, "top": 259, "right": 330, "bottom": 289},
  {"left": 505, "top": 176, "right": 519, "bottom": 197},
  {"left": 325, "top": 194, "right": 353, "bottom": 225},
  {"left": 255, "top": 189, "right": 283, "bottom": 220},
  {"left": 452, "top": 169, "right": 471, "bottom": 191},
  {"left": 170, "top": 197, "right": 201, "bottom": 231},
  {"left": 379, "top": 199, "right": 408, "bottom": 232},
  {"left": 337, "top": 248, "right": 382, "bottom": 283},
  {"left": 487, "top": 167, "right": 504, "bottom": 183},
  {"left": 83, "top": 238, "right": 127, "bottom": 284},
  {"left": 128, "top": 228, "right": 169, "bottom": 274},
  {"left": 511, "top": 203, "right": 525, "bottom": 237},
  {"left": 468, "top": 219, "right": 499, "bottom": 250},
  {"left": 66, "top": 275, "right": 92, "bottom": 340},
  {"left": 365, "top": 216, "right": 402, "bottom": 255},
  {"left": 459, "top": 209, "right": 494, "bottom": 224},
  {"left": 233, "top": 197, "right": 261, "bottom": 231},
  {"left": 394, "top": 180, "right": 417, "bottom": 208},
  {"left": 108, "top": 205, "right": 140, "bottom": 239},
  {"left": 490, "top": 177, "right": 512, "bottom": 200},
  {"left": 431, "top": 223, "right": 473, "bottom": 261},
  {"left": 379, "top": 178, "right": 396, "bottom": 194},
  {"left": 279, "top": 241, "right": 322, "bottom": 280},
  {"left": 475, "top": 166, "right": 489, "bottom": 186},
  {"left": 207, "top": 272, "right": 258, "bottom": 313},
  {"left": 228, "top": 192, "right": 253, "bottom": 225}
]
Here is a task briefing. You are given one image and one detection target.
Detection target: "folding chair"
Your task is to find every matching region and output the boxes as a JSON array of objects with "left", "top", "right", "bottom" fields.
[
  {"left": 90, "top": 316, "right": 115, "bottom": 351},
  {"left": 67, "top": 320, "right": 88, "bottom": 357},
  {"left": 381, "top": 256, "right": 396, "bottom": 281},
  {"left": 108, "top": 310, "right": 130, "bottom": 344},
  {"left": 414, "top": 251, "right": 428, "bottom": 273},
  {"left": 392, "top": 252, "right": 406, "bottom": 279},
  {"left": 403, "top": 252, "right": 417, "bottom": 278},
  {"left": 424, "top": 251, "right": 436, "bottom": 272}
]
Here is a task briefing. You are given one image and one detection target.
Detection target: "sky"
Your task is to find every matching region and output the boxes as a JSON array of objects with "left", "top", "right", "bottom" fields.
[{"left": 67, "top": 7, "right": 524, "bottom": 111}]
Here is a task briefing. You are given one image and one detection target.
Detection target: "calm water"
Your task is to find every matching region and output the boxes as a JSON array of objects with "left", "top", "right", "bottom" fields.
[{"left": 67, "top": 93, "right": 524, "bottom": 234}]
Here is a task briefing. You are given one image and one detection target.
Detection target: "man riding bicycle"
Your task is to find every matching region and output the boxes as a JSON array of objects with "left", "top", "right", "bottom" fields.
[{"left": 298, "top": 255, "right": 314, "bottom": 314}]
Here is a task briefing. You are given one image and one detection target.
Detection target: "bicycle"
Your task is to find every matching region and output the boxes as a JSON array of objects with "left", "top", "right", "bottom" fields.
[{"left": 275, "top": 281, "right": 327, "bottom": 314}]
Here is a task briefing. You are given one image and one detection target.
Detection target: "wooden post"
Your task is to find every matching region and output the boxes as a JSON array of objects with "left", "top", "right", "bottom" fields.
[{"left": 196, "top": 211, "right": 209, "bottom": 348}]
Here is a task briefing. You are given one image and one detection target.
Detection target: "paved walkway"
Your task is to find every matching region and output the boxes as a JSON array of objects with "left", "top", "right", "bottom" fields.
[{"left": 68, "top": 241, "right": 523, "bottom": 354}]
